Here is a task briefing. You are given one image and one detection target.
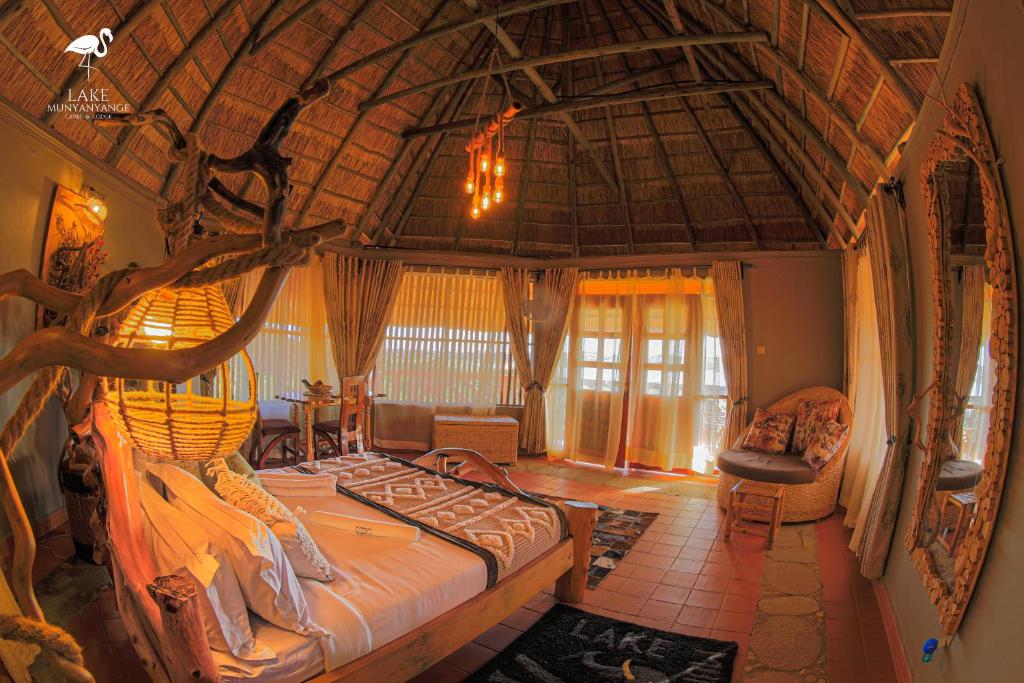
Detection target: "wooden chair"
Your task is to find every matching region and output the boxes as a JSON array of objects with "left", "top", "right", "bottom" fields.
[
  {"left": 313, "top": 376, "right": 369, "bottom": 457},
  {"left": 249, "top": 399, "right": 301, "bottom": 469}
]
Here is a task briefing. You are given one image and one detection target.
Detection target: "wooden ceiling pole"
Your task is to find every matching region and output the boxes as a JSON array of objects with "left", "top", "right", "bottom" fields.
[
  {"left": 579, "top": 0, "right": 636, "bottom": 255},
  {"left": 296, "top": 0, "right": 458, "bottom": 232},
  {"left": 250, "top": 0, "right": 330, "bottom": 54},
  {"left": 403, "top": 81, "right": 772, "bottom": 137},
  {"left": 855, "top": 8, "right": 953, "bottom": 21},
  {"left": 357, "top": 31, "right": 769, "bottom": 110},
  {"left": 41, "top": 0, "right": 162, "bottom": 125},
  {"left": 461, "top": 0, "right": 621, "bottom": 195},
  {"left": 674, "top": 0, "right": 888, "bottom": 176},
  {"left": 581, "top": 57, "right": 689, "bottom": 96},
  {"left": 159, "top": 0, "right": 297, "bottom": 197},
  {"left": 641, "top": 104, "right": 698, "bottom": 250},
  {"left": 360, "top": 34, "right": 491, "bottom": 245},
  {"left": 512, "top": 119, "right": 540, "bottom": 255},
  {"left": 108, "top": 0, "right": 244, "bottom": 166},
  {"left": 561, "top": 8, "right": 580, "bottom": 258}
]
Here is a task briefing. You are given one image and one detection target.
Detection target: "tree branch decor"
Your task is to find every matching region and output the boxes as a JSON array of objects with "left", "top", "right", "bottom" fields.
[{"left": 0, "top": 78, "right": 348, "bottom": 681}]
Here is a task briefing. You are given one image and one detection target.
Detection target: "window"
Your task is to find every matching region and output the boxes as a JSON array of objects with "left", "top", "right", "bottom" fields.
[
  {"left": 959, "top": 283, "right": 995, "bottom": 464},
  {"left": 372, "top": 269, "right": 520, "bottom": 407},
  {"left": 548, "top": 272, "right": 724, "bottom": 473}
]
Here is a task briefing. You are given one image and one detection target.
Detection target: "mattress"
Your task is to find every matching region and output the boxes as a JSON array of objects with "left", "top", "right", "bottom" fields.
[{"left": 213, "top": 483, "right": 489, "bottom": 682}]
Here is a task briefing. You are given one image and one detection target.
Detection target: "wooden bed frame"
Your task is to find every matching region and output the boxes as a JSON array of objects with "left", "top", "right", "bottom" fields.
[{"left": 90, "top": 403, "right": 597, "bottom": 683}]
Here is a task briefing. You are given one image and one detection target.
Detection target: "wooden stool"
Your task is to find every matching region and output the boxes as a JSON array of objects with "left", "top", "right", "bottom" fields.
[
  {"left": 939, "top": 491, "right": 977, "bottom": 555},
  {"left": 724, "top": 481, "right": 785, "bottom": 549}
]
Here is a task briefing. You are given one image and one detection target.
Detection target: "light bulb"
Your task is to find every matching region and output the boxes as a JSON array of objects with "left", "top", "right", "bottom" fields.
[
  {"left": 470, "top": 204, "right": 481, "bottom": 219},
  {"left": 494, "top": 188, "right": 504, "bottom": 203},
  {"left": 465, "top": 179, "right": 474, "bottom": 194},
  {"left": 479, "top": 151, "right": 490, "bottom": 173},
  {"left": 494, "top": 156, "right": 505, "bottom": 177},
  {"left": 482, "top": 191, "right": 491, "bottom": 211}
]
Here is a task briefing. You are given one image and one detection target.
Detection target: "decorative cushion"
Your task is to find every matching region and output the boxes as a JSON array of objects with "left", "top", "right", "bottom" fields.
[
  {"left": 206, "top": 459, "right": 333, "bottom": 582},
  {"left": 792, "top": 399, "right": 841, "bottom": 453},
  {"left": 146, "top": 463, "right": 323, "bottom": 637},
  {"left": 717, "top": 449, "right": 817, "bottom": 485},
  {"left": 802, "top": 420, "right": 850, "bottom": 471},
  {"left": 137, "top": 478, "right": 273, "bottom": 662},
  {"left": 742, "top": 409, "right": 796, "bottom": 454}
]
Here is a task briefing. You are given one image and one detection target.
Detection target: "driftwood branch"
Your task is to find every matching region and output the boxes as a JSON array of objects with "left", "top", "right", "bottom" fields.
[{"left": 0, "top": 220, "right": 346, "bottom": 318}]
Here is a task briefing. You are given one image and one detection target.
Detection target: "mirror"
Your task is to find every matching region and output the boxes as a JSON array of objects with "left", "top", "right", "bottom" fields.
[{"left": 907, "top": 84, "right": 1017, "bottom": 643}]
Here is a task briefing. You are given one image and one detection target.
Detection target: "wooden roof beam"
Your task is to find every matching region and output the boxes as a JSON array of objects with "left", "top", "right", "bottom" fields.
[
  {"left": 579, "top": 0, "right": 635, "bottom": 255},
  {"left": 641, "top": 104, "right": 698, "bottom": 250},
  {"left": 664, "top": 0, "right": 889, "bottom": 176},
  {"left": 297, "top": 0, "right": 460, "bottom": 232},
  {"left": 401, "top": 80, "right": 772, "bottom": 137},
  {"left": 322, "top": 0, "right": 579, "bottom": 86},
  {"left": 356, "top": 31, "right": 768, "bottom": 111},
  {"left": 856, "top": 8, "right": 953, "bottom": 21}
]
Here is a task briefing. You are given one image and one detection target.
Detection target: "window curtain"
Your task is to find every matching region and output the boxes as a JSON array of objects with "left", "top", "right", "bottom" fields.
[
  {"left": 711, "top": 261, "right": 748, "bottom": 452},
  {"left": 321, "top": 253, "right": 405, "bottom": 379},
  {"left": 842, "top": 247, "right": 860, "bottom": 403},
  {"left": 959, "top": 282, "right": 994, "bottom": 463},
  {"left": 855, "top": 186, "right": 916, "bottom": 579},
  {"left": 951, "top": 264, "right": 985, "bottom": 445},
  {"left": 234, "top": 263, "right": 334, "bottom": 400},
  {"left": 373, "top": 268, "right": 510, "bottom": 409},
  {"left": 626, "top": 274, "right": 722, "bottom": 473},
  {"left": 503, "top": 267, "right": 581, "bottom": 454},
  {"left": 547, "top": 269, "right": 723, "bottom": 473},
  {"left": 839, "top": 245, "right": 889, "bottom": 551}
]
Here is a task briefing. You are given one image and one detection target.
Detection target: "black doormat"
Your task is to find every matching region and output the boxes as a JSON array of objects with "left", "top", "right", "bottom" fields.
[
  {"left": 466, "top": 604, "right": 737, "bottom": 682},
  {"left": 534, "top": 494, "right": 658, "bottom": 589}
]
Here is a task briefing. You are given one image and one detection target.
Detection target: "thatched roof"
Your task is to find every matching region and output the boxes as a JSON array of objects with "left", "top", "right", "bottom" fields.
[{"left": 0, "top": 0, "right": 953, "bottom": 256}]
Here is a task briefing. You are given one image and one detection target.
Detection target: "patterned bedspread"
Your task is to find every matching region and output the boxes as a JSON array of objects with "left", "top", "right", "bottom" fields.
[{"left": 298, "top": 453, "right": 568, "bottom": 586}]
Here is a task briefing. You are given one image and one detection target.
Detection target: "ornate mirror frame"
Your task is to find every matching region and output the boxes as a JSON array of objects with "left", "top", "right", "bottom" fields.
[{"left": 907, "top": 84, "right": 1017, "bottom": 643}]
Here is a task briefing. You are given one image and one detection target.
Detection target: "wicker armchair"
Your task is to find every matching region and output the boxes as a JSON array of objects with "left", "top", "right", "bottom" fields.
[{"left": 716, "top": 386, "right": 853, "bottom": 523}]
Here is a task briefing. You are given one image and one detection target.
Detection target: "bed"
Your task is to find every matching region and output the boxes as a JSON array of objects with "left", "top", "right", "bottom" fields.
[{"left": 89, "top": 402, "right": 596, "bottom": 683}]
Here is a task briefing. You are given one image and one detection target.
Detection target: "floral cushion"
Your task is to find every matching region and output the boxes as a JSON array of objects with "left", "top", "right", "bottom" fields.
[
  {"left": 742, "top": 409, "right": 796, "bottom": 454},
  {"left": 802, "top": 420, "right": 850, "bottom": 471},
  {"left": 792, "top": 399, "right": 841, "bottom": 453}
]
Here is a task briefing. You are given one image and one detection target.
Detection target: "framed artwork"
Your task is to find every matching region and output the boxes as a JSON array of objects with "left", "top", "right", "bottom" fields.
[{"left": 36, "top": 185, "right": 107, "bottom": 329}]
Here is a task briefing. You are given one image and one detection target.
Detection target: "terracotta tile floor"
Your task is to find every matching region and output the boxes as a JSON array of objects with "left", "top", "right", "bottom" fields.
[{"left": 35, "top": 460, "right": 898, "bottom": 682}]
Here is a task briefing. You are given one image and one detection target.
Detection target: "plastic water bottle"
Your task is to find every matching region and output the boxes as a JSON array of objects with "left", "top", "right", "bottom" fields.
[{"left": 922, "top": 638, "right": 938, "bottom": 663}]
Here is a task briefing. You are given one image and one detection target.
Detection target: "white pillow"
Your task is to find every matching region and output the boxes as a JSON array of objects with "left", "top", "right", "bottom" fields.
[
  {"left": 137, "top": 479, "right": 273, "bottom": 661},
  {"left": 147, "top": 463, "right": 323, "bottom": 637},
  {"left": 205, "top": 459, "right": 333, "bottom": 582}
]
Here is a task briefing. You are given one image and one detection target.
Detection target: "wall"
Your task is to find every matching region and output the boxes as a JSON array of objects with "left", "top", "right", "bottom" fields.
[
  {"left": 0, "top": 100, "right": 162, "bottom": 530},
  {"left": 742, "top": 251, "right": 845, "bottom": 415},
  {"left": 881, "top": 2, "right": 1024, "bottom": 681}
]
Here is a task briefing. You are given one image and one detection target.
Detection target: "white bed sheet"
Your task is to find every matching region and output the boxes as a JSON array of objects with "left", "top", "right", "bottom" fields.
[{"left": 213, "top": 482, "right": 488, "bottom": 681}]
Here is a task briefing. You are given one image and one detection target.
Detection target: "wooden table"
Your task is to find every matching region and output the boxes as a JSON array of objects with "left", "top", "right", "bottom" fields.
[
  {"left": 276, "top": 391, "right": 342, "bottom": 461},
  {"left": 724, "top": 480, "right": 785, "bottom": 549}
]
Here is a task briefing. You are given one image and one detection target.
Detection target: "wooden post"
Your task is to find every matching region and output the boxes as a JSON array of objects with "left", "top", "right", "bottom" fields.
[
  {"left": 555, "top": 501, "right": 598, "bottom": 603},
  {"left": 147, "top": 576, "right": 218, "bottom": 683}
]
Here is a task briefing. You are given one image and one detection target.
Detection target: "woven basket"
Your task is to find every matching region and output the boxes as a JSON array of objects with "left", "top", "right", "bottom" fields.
[
  {"left": 716, "top": 386, "right": 853, "bottom": 523},
  {"left": 103, "top": 285, "right": 256, "bottom": 461}
]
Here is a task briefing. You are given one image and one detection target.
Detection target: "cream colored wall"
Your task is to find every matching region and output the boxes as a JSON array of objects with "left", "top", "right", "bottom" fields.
[
  {"left": 882, "top": 2, "right": 1024, "bottom": 680},
  {"left": 743, "top": 252, "right": 845, "bottom": 415},
  {"left": 0, "top": 102, "right": 162, "bottom": 528}
]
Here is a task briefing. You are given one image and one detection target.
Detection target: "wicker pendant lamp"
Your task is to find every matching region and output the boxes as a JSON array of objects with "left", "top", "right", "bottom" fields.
[{"left": 104, "top": 284, "right": 256, "bottom": 461}]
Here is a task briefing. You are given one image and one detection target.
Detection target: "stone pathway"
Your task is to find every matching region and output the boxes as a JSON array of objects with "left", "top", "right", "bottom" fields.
[{"left": 744, "top": 523, "right": 829, "bottom": 682}]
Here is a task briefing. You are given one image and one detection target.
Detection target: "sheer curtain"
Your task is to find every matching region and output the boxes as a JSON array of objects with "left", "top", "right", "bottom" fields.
[
  {"left": 233, "top": 263, "right": 334, "bottom": 400},
  {"left": 960, "top": 283, "right": 994, "bottom": 463},
  {"left": 547, "top": 270, "right": 723, "bottom": 472},
  {"left": 839, "top": 245, "right": 888, "bottom": 550},
  {"left": 373, "top": 268, "right": 511, "bottom": 409},
  {"left": 548, "top": 274, "right": 633, "bottom": 466}
]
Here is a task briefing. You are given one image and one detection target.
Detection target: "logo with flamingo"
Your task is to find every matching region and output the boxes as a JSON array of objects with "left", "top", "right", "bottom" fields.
[{"left": 64, "top": 28, "right": 113, "bottom": 80}]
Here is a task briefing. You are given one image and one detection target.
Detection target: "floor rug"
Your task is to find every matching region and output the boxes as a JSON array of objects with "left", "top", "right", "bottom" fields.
[
  {"left": 535, "top": 494, "right": 658, "bottom": 589},
  {"left": 466, "top": 604, "right": 737, "bottom": 682}
]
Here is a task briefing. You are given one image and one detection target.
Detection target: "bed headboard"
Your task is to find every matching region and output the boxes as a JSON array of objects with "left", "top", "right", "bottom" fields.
[{"left": 89, "top": 402, "right": 219, "bottom": 683}]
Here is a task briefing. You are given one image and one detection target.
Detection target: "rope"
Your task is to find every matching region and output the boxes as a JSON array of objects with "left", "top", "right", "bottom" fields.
[
  {"left": 201, "top": 193, "right": 262, "bottom": 234},
  {"left": 172, "top": 243, "right": 310, "bottom": 288},
  {"left": 158, "top": 133, "right": 209, "bottom": 255},
  {"left": 0, "top": 614, "right": 84, "bottom": 666}
]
